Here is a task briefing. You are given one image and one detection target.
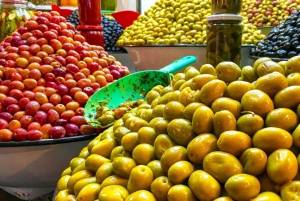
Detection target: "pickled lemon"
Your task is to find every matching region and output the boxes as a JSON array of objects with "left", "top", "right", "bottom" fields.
[
  {"left": 191, "top": 74, "right": 216, "bottom": 90},
  {"left": 203, "top": 151, "right": 243, "bottom": 183},
  {"left": 121, "top": 132, "right": 139, "bottom": 152},
  {"left": 236, "top": 113, "right": 264, "bottom": 136},
  {"left": 211, "top": 97, "right": 242, "bottom": 119},
  {"left": 239, "top": 148, "right": 267, "bottom": 176},
  {"left": 137, "top": 127, "right": 157, "bottom": 145},
  {"left": 127, "top": 165, "right": 154, "bottom": 193},
  {"left": 285, "top": 55, "right": 300, "bottom": 75},
  {"left": 112, "top": 156, "right": 136, "bottom": 179},
  {"left": 280, "top": 181, "right": 300, "bottom": 201},
  {"left": 150, "top": 176, "right": 172, "bottom": 201},
  {"left": 254, "top": 71, "right": 288, "bottom": 98},
  {"left": 213, "top": 110, "right": 237, "bottom": 137},
  {"left": 153, "top": 134, "right": 176, "bottom": 160},
  {"left": 95, "top": 162, "right": 113, "bottom": 184},
  {"left": 167, "top": 118, "right": 196, "bottom": 146},
  {"left": 241, "top": 66, "right": 258, "bottom": 83},
  {"left": 167, "top": 184, "right": 197, "bottom": 201},
  {"left": 217, "top": 130, "right": 252, "bottom": 157},
  {"left": 56, "top": 175, "right": 71, "bottom": 192},
  {"left": 163, "top": 101, "right": 185, "bottom": 120},
  {"left": 188, "top": 170, "right": 221, "bottom": 201},
  {"left": 287, "top": 72, "right": 300, "bottom": 86},
  {"left": 100, "top": 175, "right": 128, "bottom": 190},
  {"left": 226, "top": 80, "right": 254, "bottom": 101},
  {"left": 125, "top": 190, "right": 156, "bottom": 201},
  {"left": 147, "top": 160, "right": 166, "bottom": 179},
  {"left": 241, "top": 89, "right": 274, "bottom": 118},
  {"left": 200, "top": 79, "right": 227, "bottom": 105},
  {"left": 265, "top": 108, "right": 298, "bottom": 132},
  {"left": 160, "top": 145, "right": 188, "bottom": 173},
  {"left": 274, "top": 86, "right": 300, "bottom": 109},
  {"left": 132, "top": 143, "right": 155, "bottom": 165},
  {"left": 199, "top": 63, "right": 217, "bottom": 76},
  {"left": 183, "top": 102, "right": 205, "bottom": 121},
  {"left": 168, "top": 161, "right": 194, "bottom": 184},
  {"left": 98, "top": 185, "right": 129, "bottom": 201},
  {"left": 266, "top": 149, "right": 298, "bottom": 185},
  {"left": 225, "top": 174, "right": 260, "bottom": 201},
  {"left": 76, "top": 183, "right": 101, "bottom": 201},
  {"left": 256, "top": 60, "right": 285, "bottom": 77},
  {"left": 192, "top": 105, "right": 214, "bottom": 135},
  {"left": 253, "top": 127, "right": 293, "bottom": 153},
  {"left": 187, "top": 133, "right": 218, "bottom": 164},
  {"left": 252, "top": 192, "right": 282, "bottom": 201},
  {"left": 253, "top": 57, "right": 272, "bottom": 74},
  {"left": 215, "top": 61, "right": 242, "bottom": 83}
]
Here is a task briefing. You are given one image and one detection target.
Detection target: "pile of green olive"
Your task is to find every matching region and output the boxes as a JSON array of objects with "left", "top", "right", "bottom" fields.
[{"left": 116, "top": 0, "right": 266, "bottom": 46}]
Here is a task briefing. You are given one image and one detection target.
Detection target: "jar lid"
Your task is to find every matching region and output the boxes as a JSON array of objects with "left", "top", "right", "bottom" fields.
[
  {"left": 76, "top": 25, "right": 103, "bottom": 31},
  {"left": 206, "top": 14, "right": 243, "bottom": 21}
]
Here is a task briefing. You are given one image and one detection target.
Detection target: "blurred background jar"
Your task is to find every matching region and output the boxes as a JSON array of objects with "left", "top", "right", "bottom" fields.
[
  {"left": 0, "top": 0, "right": 35, "bottom": 41},
  {"left": 29, "top": 0, "right": 57, "bottom": 6}
]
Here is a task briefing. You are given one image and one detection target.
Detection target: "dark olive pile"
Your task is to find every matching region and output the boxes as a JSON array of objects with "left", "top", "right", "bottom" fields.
[
  {"left": 66, "top": 10, "right": 124, "bottom": 52},
  {"left": 66, "top": 9, "right": 80, "bottom": 27},
  {"left": 251, "top": 9, "right": 300, "bottom": 58},
  {"left": 101, "top": 14, "right": 124, "bottom": 52}
]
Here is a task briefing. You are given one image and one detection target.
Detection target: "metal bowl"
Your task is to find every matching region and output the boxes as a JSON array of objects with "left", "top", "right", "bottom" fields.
[
  {"left": 123, "top": 44, "right": 256, "bottom": 71},
  {"left": 0, "top": 134, "right": 97, "bottom": 200}
]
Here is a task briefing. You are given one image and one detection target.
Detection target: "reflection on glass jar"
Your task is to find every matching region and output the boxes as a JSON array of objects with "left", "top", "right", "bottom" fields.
[
  {"left": 77, "top": 25, "right": 104, "bottom": 47},
  {"left": 206, "top": 14, "right": 243, "bottom": 67},
  {"left": 0, "top": 0, "right": 35, "bottom": 41}
]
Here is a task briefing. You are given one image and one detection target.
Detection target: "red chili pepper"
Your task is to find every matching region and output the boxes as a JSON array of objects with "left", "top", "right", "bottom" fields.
[{"left": 5, "top": 10, "right": 9, "bottom": 17}]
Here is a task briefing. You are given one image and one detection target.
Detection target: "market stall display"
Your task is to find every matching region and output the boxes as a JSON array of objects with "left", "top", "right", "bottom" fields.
[
  {"left": 241, "top": 0, "right": 300, "bottom": 27},
  {"left": 116, "top": 0, "right": 266, "bottom": 46},
  {"left": 251, "top": 8, "right": 300, "bottom": 58},
  {"left": 0, "top": 11, "right": 130, "bottom": 142},
  {"left": 55, "top": 56, "right": 300, "bottom": 201}
]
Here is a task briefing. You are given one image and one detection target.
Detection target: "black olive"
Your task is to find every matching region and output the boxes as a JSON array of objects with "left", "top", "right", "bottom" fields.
[
  {"left": 258, "top": 50, "right": 267, "bottom": 57},
  {"left": 292, "top": 41, "right": 300, "bottom": 49},
  {"left": 265, "top": 51, "right": 275, "bottom": 57},
  {"left": 276, "top": 49, "right": 288, "bottom": 57},
  {"left": 271, "top": 35, "right": 278, "bottom": 41},
  {"left": 273, "top": 46, "right": 280, "bottom": 52},
  {"left": 288, "top": 51, "right": 298, "bottom": 58}
]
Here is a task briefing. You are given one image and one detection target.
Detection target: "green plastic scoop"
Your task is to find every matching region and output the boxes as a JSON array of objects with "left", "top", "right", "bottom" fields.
[{"left": 84, "top": 55, "right": 197, "bottom": 128}]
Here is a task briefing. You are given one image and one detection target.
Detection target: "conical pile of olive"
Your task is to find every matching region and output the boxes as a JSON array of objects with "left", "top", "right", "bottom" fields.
[
  {"left": 251, "top": 8, "right": 300, "bottom": 58},
  {"left": 116, "top": 0, "right": 266, "bottom": 46},
  {"left": 241, "top": 0, "right": 300, "bottom": 27}
]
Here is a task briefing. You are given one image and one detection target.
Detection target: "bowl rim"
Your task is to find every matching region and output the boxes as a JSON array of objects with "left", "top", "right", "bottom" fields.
[
  {"left": 121, "top": 44, "right": 256, "bottom": 48},
  {"left": 249, "top": 55, "right": 288, "bottom": 62},
  {"left": 0, "top": 134, "right": 97, "bottom": 147}
]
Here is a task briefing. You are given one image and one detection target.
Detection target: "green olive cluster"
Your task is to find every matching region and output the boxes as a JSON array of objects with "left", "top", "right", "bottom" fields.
[{"left": 116, "top": 0, "right": 266, "bottom": 46}]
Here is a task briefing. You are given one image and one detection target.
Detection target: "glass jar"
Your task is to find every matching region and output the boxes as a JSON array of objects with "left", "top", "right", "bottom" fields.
[
  {"left": 211, "top": 0, "right": 242, "bottom": 14},
  {"left": 77, "top": 25, "right": 104, "bottom": 47},
  {"left": 0, "top": 0, "right": 35, "bottom": 41},
  {"left": 78, "top": 0, "right": 101, "bottom": 25},
  {"left": 206, "top": 14, "right": 243, "bottom": 67}
]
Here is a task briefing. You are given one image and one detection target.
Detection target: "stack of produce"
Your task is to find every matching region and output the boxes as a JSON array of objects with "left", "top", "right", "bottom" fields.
[
  {"left": 66, "top": 11, "right": 124, "bottom": 51},
  {"left": 55, "top": 55, "right": 300, "bottom": 201},
  {"left": 116, "top": 0, "right": 266, "bottom": 46},
  {"left": 0, "top": 11, "right": 130, "bottom": 142},
  {"left": 251, "top": 8, "right": 300, "bottom": 58},
  {"left": 241, "top": 0, "right": 300, "bottom": 27}
]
